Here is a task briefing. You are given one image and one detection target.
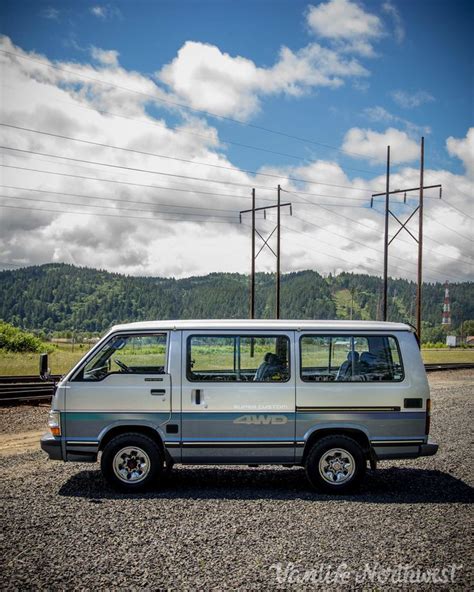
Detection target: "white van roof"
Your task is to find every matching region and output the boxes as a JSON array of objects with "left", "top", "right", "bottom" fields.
[{"left": 110, "top": 319, "right": 412, "bottom": 333}]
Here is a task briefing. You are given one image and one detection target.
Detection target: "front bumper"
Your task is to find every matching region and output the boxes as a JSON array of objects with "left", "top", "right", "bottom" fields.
[{"left": 40, "top": 433, "right": 63, "bottom": 460}]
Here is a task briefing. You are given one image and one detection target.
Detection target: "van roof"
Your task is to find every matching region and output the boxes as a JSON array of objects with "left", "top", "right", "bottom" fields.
[{"left": 110, "top": 319, "right": 412, "bottom": 333}]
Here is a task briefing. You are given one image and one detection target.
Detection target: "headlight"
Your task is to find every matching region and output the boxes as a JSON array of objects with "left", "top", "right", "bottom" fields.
[{"left": 48, "top": 410, "right": 61, "bottom": 437}]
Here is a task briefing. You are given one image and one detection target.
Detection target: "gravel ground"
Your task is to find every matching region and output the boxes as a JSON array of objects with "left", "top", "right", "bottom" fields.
[
  {"left": 0, "top": 371, "right": 472, "bottom": 590},
  {"left": 0, "top": 403, "right": 51, "bottom": 435}
]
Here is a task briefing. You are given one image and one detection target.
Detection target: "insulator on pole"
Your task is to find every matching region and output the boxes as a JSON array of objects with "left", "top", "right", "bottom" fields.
[
  {"left": 439, "top": 187, "right": 442, "bottom": 199},
  {"left": 404, "top": 192, "right": 407, "bottom": 203},
  {"left": 370, "top": 198, "right": 373, "bottom": 208}
]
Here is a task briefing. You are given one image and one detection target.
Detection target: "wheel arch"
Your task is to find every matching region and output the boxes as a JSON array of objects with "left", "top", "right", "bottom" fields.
[
  {"left": 301, "top": 425, "right": 371, "bottom": 464},
  {"left": 98, "top": 422, "right": 166, "bottom": 455}
]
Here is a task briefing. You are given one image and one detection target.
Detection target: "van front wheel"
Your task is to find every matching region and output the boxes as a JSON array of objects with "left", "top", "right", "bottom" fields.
[
  {"left": 305, "top": 435, "right": 366, "bottom": 494},
  {"left": 101, "top": 433, "right": 163, "bottom": 492}
]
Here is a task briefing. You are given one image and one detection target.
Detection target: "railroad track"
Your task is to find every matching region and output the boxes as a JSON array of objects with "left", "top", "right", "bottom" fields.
[
  {"left": 0, "top": 375, "right": 61, "bottom": 403},
  {"left": 424, "top": 362, "right": 474, "bottom": 372},
  {"left": 1, "top": 363, "right": 473, "bottom": 404}
]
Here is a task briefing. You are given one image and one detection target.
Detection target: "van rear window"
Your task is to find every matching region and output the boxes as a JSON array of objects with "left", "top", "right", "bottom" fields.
[{"left": 300, "top": 335, "right": 404, "bottom": 382}]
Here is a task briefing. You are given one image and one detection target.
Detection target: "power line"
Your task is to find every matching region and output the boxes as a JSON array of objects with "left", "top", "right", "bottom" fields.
[
  {"left": 0, "top": 160, "right": 370, "bottom": 205},
  {"left": 285, "top": 188, "right": 474, "bottom": 266},
  {"left": 0, "top": 192, "right": 239, "bottom": 220},
  {"left": 0, "top": 184, "right": 240, "bottom": 215},
  {"left": 284, "top": 190, "right": 471, "bottom": 265},
  {"left": 0, "top": 200, "right": 241, "bottom": 225},
  {"left": 0, "top": 162, "right": 262, "bottom": 201},
  {"left": 370, "top": 203, "right": 473, "bottom": 265},
  {"left": 0, "top": 83, "right": 379, "bottom": 176},
  {"left": 288, "top": 212, "right": 463, "bottom": 281},
  {"left": 0, "top": 47, "right": 385, "bottom": 162},
  {"left": 281, "top": 223, "right": 423, "bottom": 281},
  {"left": 441, "top": 198, "right": 474, "bottom": 220},
  {"left": 0, "top": 144, "right": 278, "bottom": 191},
  {"left": 0, "top": 129, "right": 376, "bottom": 193},
  {"left": 281, "top": 222, "right": 463, "bottom": 284},
  {"left": 425, "top": 215, "right": 473, "bottom": 243}
]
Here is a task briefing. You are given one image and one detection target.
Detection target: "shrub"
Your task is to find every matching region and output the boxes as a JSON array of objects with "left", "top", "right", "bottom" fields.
[{"left": 0, "top": 320, "right": 55, "bottom": 353}]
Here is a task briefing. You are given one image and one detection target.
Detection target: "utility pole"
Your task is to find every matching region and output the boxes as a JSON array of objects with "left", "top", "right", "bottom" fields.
[
  {"left": 383, "top": 146, "right": 390, "bottom": 321},
  {"left": 250, "top": 188, "right": 256, "bottom": 319},
  {"left": 416, "top": 137, "right": 424, "bottom": 341},
  {"left": 240, "top": 187, "right": 291, "bottom": 319},
  {"left": 371, "top": 137, "right": 441, "bottom": 341},
  {"left": 276, "top": 184, "right": 281, "bottom": 319}
]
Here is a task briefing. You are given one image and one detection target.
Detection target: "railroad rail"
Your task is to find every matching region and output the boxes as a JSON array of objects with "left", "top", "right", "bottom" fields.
[
  {"left": 0, "top": 375, "right": 61, "bottom": 403},
  {"left": 1, "top": 363, "right": 473, "bottom": 404},
  {"left": 423, "top": 362, "right": 474, "bottom": 372}
]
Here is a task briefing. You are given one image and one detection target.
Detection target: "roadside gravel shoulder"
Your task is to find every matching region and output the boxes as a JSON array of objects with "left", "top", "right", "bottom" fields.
[{"left": 0, "top": 371, "right": 472, "bottom": 590}]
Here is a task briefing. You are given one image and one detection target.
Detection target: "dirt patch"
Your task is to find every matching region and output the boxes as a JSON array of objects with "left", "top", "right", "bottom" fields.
[{"left": 0, "top": 430, "right": 44, "bottom": 456}]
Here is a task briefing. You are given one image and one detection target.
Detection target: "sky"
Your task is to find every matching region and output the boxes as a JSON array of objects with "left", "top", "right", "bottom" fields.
[{"left": 0, "top": 0, "right": 472, "bottom": 283}]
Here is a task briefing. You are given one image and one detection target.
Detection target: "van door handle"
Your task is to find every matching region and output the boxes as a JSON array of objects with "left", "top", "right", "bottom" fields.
[
  {"left": 192, "top": 389, "right": 201, "bottom": 404},
  {"left": 151, "top": 389, "right": 166, "bottom": 396}
]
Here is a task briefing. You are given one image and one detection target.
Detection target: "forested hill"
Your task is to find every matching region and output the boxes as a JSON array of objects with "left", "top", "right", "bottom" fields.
[{"left": 0, "top": 264, "right": 472, "bottom": 341}]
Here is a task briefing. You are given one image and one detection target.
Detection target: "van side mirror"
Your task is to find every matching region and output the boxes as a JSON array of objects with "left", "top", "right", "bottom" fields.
[{"left": 39, "top": 353, "right": 50, "bottom": 381}]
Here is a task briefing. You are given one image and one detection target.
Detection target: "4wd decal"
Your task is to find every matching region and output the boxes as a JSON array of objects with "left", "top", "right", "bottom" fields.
[{"left": 233, "top": 414, "right": 288, "bottom": 425}]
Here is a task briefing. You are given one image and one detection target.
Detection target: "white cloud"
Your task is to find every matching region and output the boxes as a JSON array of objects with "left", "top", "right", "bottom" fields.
[
  {"left": 40, "top": 7, "right": 60, "bottom": 21},
  {"left": 363, "top": 105, "right": 431, "bottom": 136},
  {"left": 447, "top": 128, "right": 474, "bottom": 178},
  {"left": 90, "top": 6, "right": 106, "bottom": 18},
  {"left": 90, "top": 5, "right": 121, "bottom": 20},
  {"left": 382, "top": 1, "right": 405, "bottom": 43},
  {"left": 90, "top": 47, "right": 120, "bottom": 67},
  {"left": 0, "top": 36, "right": 472, "bottom": 282},
  {"left": 391, "top": 89, "right": 435, "bottom": 109},
  {"left": 306, "top": 0, "right": 383, "bottom": 56},
  {"left": 342, "top": 127, "right": 420, "bottom": 163},
  {"left": 158, "top": 41, "right": 368, "bottom": 119}
]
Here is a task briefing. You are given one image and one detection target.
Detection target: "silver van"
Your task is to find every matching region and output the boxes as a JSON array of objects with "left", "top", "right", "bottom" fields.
[{"left": 41, "top": 320, "right": 438, "bottom": 493}]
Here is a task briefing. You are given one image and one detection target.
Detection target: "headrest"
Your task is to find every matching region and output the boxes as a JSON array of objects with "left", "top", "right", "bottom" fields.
[
  {"left": 265, "top": 352, "right": 279, "bottom": 365},
  {"left": 347, "top": 351, "right": 359, "bottom": 362},
  {"left": 360, "top": 352, "right": 378, "bottom": 364}
]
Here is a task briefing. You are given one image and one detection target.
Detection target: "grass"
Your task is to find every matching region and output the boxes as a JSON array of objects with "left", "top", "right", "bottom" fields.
[
  {"left": 0, "top": 343, "right": 473, "bottom": 376},
  {"left": 0, "top": 344, "right": 89, "bottom": 376},
  {"left": 420, "top": 348, "right": 474, "bottom": 364}
]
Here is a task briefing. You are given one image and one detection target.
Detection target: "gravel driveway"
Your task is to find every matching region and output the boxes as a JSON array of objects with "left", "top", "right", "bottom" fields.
[{"left": 1, "top": 371, "right": 472, "bottom": 590}]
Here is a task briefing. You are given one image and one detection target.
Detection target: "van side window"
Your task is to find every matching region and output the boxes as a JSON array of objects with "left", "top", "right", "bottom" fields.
[
  {"left": 188, "top": 335, "right": 290, "bottom": 382},
  {"left": 300, "top": 335, "right": 404, "bottom": 382},
  {"left": 75, "top": 333, "right": 167, "bottom": 381}
]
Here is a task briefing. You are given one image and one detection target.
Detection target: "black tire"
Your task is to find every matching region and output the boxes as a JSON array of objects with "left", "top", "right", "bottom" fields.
[
  {"left": 305, "top": 435, "right": 366, "bottom": 494},
  {"left": 101, "top": 432, "right": 164, "bottom": 492}
]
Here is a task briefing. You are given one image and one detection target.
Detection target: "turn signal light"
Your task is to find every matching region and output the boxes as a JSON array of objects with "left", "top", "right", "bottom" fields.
[
  {"left": 425, "top": 399, "right": 431, "bottom": 435},
  {"left": 48, "top": 410, "right": 61, "bottom": 437}
]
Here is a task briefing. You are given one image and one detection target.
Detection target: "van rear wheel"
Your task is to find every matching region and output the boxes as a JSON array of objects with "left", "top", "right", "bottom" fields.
[
  {"left": 305, "top": 435, "right": 366, "bottom": 494},
  {"left": 101, "top": 433, "right": 163, "bottom": 492}
]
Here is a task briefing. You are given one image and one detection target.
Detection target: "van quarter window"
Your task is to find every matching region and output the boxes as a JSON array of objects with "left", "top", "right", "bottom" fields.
[
  {"left": 300, "top": 335, "right": 404, "bottom": 382},
  {"left": 75, "top": 333, "right": 167, "bottom": 381},
  {"left": 187, "top": 335, "right": 290, "bottom": 382}
]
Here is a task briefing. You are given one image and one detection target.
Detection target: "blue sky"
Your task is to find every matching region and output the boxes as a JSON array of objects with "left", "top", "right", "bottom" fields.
[
  {"left": 2, "top": 0, "right": 472, "bottom": 175},
  {"left": 0, "top": 0, "right": 472, "bottom": 280}
]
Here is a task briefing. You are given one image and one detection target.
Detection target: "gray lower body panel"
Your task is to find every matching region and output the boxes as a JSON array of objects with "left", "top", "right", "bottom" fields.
[{"left": 372, "top": 437, "right": 438, "bottom": 460}]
